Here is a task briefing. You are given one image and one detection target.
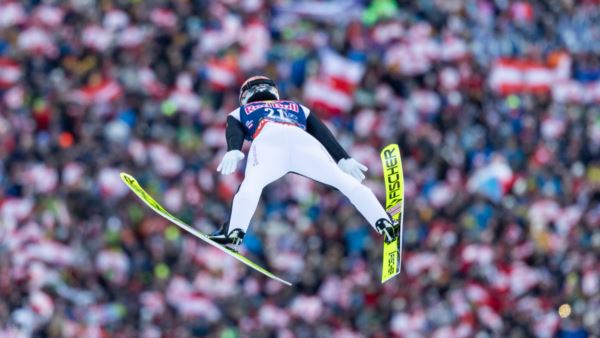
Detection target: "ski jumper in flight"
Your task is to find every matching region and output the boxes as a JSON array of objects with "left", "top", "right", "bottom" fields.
[{"left": 209, "top": 76, "right": 399, "bottom": 245}]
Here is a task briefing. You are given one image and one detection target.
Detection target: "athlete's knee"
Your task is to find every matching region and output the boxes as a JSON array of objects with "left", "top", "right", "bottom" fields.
[
  {"left": 337, "top": 176, "right": 365, "bottom": 197},
  {"left": 237, "top": 180, "right": 265, "bottom": 197}
]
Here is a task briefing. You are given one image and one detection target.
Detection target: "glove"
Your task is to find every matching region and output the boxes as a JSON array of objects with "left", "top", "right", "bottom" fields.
[
  {"left": 338, "top": 158, "right": 368, "bottom": 182},
  {"left": 217, "top": 150, "right": 245, "bottom": 175}
]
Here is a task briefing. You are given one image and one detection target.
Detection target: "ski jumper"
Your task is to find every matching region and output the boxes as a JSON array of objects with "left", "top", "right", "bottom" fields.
[{"left": 226, "top": 100, "right": 390, "bottom": 234}]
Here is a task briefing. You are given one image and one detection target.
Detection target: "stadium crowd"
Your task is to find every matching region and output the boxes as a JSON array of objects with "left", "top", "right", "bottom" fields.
[{"left": 1, "top": 0, "right": 599, "bottom": 337}]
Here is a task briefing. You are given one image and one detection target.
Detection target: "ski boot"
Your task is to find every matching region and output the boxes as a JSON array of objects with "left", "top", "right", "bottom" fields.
[
  {"left": 208, "top": 222, "right": 245, "bottom": 245},
  {"left": 375, "top": 217, "right": 399, "bottom": 244}
]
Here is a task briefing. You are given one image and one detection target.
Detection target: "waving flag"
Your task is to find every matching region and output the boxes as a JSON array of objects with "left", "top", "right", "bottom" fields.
[
  {"left": 71, "top": 78, "right": 123, "bottom": 105},
  {"left": 0, "top": 58, "right": 21, "bottom": 89},
  {"left": 304, "top": 50, "right": 365, "bottom": 115}
]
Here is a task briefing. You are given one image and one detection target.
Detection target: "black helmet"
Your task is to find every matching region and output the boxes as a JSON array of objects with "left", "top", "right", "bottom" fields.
[{"left": 239, "top": 76, "right": 280, "bottom": 105}]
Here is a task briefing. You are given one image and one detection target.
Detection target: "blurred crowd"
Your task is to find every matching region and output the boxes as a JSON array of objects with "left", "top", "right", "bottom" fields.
[{"left": 1, "top": 0, "right": 599, "bottom": 337}]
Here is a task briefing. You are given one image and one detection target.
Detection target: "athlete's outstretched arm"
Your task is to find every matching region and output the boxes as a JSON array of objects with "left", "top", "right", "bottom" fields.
[
  {"left": 217, "top": 116, "right": 246, "bottom": 175},
  {"left": 305, "top": 113, "right": 349, "bottom": 162},
  {"left": 226, "top": 115, "right": 245, "bottom": 151},
  {"left": 305, "top": 113, "right": 368, "bottom": 181}
]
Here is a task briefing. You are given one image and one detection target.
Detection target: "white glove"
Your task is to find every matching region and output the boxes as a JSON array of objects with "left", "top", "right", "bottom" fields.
[
  {"left": 217, "top": 150, "right": 245, "bottom": 175},
  {"left": 338, "top": 158, "right": 368, "bottom": 182}
]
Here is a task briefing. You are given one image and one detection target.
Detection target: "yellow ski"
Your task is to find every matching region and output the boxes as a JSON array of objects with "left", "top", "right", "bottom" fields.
[
  {"left": 380, "top": 144, "right": 404, "bottom": 283},
  {"left": 120, "top": 173, "right": 292, "bottom": 286}
]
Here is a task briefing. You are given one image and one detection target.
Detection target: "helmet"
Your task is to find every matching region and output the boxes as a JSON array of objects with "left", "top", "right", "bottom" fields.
[{"left": 239, "top": 76, "right": 280, "bottom": 105}]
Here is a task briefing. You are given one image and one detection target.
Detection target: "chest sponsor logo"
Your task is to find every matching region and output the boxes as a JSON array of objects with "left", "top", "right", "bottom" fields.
[{"left": 244, "top": 101, "right": 299, "bottom": 115}]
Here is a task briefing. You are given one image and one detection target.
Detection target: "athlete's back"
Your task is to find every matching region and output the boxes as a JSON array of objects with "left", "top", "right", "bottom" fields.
[{"left": 233, "top": 100, "right": 309, "bottom": 140}]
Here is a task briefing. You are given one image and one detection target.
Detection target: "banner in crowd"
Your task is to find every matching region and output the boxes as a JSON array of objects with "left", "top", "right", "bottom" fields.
[{"left": 489, "top": 53, "right": 600, "bottom": 103}]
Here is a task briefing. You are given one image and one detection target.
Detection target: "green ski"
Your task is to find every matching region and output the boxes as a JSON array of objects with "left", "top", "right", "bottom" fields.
[
  {"left": 380, "top": 144, "right": 404, "bottom": 283},
  {"left": 120, "top": 172, "right": 292, "bottom": 286}
]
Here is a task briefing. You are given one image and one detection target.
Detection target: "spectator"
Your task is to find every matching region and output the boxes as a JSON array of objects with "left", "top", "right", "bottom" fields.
[{"left": 0, "top": 0, "right": 598, "bottom": 337}]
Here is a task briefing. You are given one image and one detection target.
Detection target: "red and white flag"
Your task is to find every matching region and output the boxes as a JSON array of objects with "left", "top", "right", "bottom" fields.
[
  {"left": 23, "top": 239, "right": 77, "bottom": 267},
  {"left": 488, "top": 53, "right": 594, "bottom": 101},
  {"left": 0, "top": 58, "right": 21, "bottom": 89},
  {"left": 139, "top": 67, "right": 166, "bottom": 98},
  {"left": 239, "top": 20, "right": 270, "bottom": 70},
  {"left": 17, "top": 27, "right": 58, "bottom": 58},
  {"left": 71, "top": 78, "right": 123, "bottom": 105},
  {"left": 30, "top": 291, "right": 55, "bottom": 320},
  {"left": 489, "top": 59, "right": 548, "bottom": 94},
  {"left": 304, "top": 50, "right": 365, "bottom": 115},
  {"left": 490, "top": 62, "right": 518, "bottom": 93},
  {"left": 303, "top": 77, "right": 353, "bottom": 115},
  {"left": 524, "top": 62, "right": 555, "bottom": 92},
  {"left": 205, "top": 57, "right": 238, "bottom": 91}
]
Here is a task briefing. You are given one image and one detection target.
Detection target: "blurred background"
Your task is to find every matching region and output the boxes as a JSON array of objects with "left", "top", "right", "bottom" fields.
[{"left": 1, "top": 0, "right": 599, "bottom": 337}]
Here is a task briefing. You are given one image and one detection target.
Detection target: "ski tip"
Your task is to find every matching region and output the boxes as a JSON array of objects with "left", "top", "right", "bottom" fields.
[{"left": 119, "top": 172, "right": 134, "bottom": 182}]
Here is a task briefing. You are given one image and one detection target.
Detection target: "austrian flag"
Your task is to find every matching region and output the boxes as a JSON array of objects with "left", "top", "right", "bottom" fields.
[
  {"left": 0, "top": 58, "right": 22, "bottom": 89},
  {"left": 489, "top": 58, "right": 557, "bottom": 94},
  {"left": 304, "top": 50, "right": 365, "bottom": 115},
  {"left": 71, "top": 78, "right": 123, "bottom": 105}
]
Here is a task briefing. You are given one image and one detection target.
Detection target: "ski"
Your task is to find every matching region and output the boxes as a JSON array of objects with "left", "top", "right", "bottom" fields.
[
  {"left": 119, "top": 172, "right": 292, "bottom": 286},
  {"left": 380, "top": 144, "right": 404, "bottom": 283}
]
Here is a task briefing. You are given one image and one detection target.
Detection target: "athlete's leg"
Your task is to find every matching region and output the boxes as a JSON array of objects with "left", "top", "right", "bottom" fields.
[
  {"left": 289, "top": 129, "right": 390, "bottom": 231},
  {"left": 228, "top": 126, "right": 289, "bottom": 233}
]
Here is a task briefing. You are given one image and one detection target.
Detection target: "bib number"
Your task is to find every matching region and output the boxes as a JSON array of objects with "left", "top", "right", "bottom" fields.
[{"left": 265, "top": 108, "right": 288, "bottom": 120}]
